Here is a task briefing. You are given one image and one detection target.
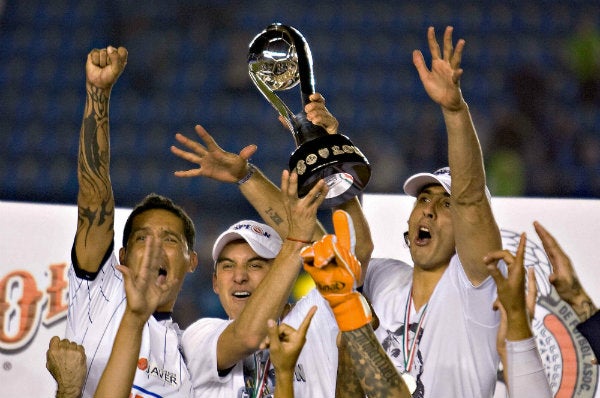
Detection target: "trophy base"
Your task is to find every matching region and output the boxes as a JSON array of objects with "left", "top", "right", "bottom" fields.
[{"left": 289, "top": 134, "right": 371, "bottom": 208}]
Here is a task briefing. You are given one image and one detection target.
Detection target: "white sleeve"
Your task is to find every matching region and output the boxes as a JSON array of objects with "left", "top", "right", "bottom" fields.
[
  {"left": 181, "top": 318, "right": 233, "bottom": 389},
  {"left": 505, "top": 337, "right": 552, "bottom": 398}
]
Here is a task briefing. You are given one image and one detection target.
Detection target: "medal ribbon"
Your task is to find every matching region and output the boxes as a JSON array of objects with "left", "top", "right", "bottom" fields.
[
  {"left": 402, "top": 287, "right": 428, "bottom": 373},
  {"left": 252, "top": 350, "right": 271, "bottom": 398}
]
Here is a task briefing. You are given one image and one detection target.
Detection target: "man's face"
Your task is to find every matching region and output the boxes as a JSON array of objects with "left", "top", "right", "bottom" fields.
[
  {"left": 213, "top": 241, "right": 273, "bottom": 320},
  {"left": 407, "top": 184, "right": 456, "bottom": 270},
  {"left": 119, "top": 209, "right": 197, "bottom": 311}
]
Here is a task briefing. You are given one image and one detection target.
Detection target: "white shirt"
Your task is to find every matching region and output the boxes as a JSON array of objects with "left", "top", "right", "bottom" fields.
[
  {"left": 364, "top": 256, "right": 501, "bottom": 398},
  {"left": 66, "top": 251, "right": 194, "bottom": 398},
  {"left": 181, "top": 289, "right": 338, "bottom": 397}
]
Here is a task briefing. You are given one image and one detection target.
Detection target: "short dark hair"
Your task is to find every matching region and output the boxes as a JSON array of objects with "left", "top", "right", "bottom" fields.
[{"left": 122, "top": 193, "right": 196, "bottom": 251}]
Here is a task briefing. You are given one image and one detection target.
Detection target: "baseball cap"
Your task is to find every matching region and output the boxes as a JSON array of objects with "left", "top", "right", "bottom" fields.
[
  {"left": 212, "top": 220, "right": 282, "bottom": 262},
  {"left": 403, "top": 167, "right": 491, "bottom": 200}
]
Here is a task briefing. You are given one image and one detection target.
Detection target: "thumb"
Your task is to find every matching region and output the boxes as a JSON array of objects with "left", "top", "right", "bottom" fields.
[{"left": 239, "top": 144, "right": 258, "bottom": 161}]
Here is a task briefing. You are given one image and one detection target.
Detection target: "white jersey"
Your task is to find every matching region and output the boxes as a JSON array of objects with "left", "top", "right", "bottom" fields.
[
  {"left": 364, "top": 256, "right": 500, "bottom": 398},
  {"left": 66, "top": 250, "right": 194, "bottom": 398},
  {"left": 281, "top": 288, "right": 339, "bottom": 397},
  {"left": 181, "top": 288, "right": 338, "bottom": 398}
]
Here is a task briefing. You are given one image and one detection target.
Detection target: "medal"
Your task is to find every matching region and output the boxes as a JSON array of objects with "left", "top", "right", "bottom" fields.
[
  {"left": 401, "top": 287, "right": 428, "bottom": 394},
  {"left": 402, "top": 372, "right": 417, "bottom": 394}
]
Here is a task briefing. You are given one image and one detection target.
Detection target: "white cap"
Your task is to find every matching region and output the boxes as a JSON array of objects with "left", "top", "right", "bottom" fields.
[
  {"left": 403, "top": 167, "right": 491, "bottom": 200},
  {"left": 212, "top": 220, "right": 282, "bottom": 262}
]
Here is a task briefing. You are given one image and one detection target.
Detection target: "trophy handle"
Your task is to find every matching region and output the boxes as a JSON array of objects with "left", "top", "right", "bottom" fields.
[
  {"left": 286, "top": 26, "right": 316, "bottom": 107},
  {"left": 248, "top": 69, "right": 298, "bottom": 136}
]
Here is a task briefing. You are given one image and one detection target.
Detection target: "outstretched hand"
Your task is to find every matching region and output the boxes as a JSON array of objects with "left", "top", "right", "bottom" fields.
[
  {"left": 116, "top": 236, "right": 178, "bottom": 321},
  {"left": 171, "top": 124, "right": 257, "bottom": 183},
  {"left": 534, "top": 221, "right": 597, "bottom": 322},
  {"left": 86, "top": 46, "right": 128, "bottom": 90},
  {"left": 413, "top": 26, "right": 465, "bottom": 111},
  {"left": 534, "top": 221, "right": 581, "bottom": 303},
  {"left": 281, "top": 169, "right": 327, "bottom": 243}
]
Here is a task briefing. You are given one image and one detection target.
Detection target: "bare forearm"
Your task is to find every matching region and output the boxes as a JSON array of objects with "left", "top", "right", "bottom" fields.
[
  {"left": 443, "top": 102, "right": 485, "bottom": 193},
  {"left": 239, "top": 167, "right": 326, "bottom": 240},
  {"left": 568, "top": 291, "right": 598, "bottom": 322},
  {"left": 506, "top": 310, "right": 533, "bottom": 341},
  {"left": 444, "top": 102, "right": 501, "bottom": 280},
  {"left": 274, "top": 369, "right": 295, "bottom": 398},
  {"left": 342, "top": 326, "right": 411, "bottom": 398},
  {"left": 335, "top": 334, "right": 365, "bottom": 398},
  {"left": 94, "top": 312, "right": 145, "bottom": 398},
  {"left": 75, "top": 82, "right": 115, "bottom": 270},
  {"left": 55, "top": 387, "right": 83, "bottom": 398}
]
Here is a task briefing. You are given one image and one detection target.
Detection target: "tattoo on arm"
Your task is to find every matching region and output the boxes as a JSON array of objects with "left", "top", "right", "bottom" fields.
[
  {"left": 574, "top": 299, "right": 598, "bottom": 322},
  {"left": 335, "top": 334, "right": 365, "bottom": 398},
  {"left": 343, "top": 327, "right": 410, "bottom": 398},
  {"left": 265, "top": 207, "right": 284, "bottom": 226},
  {"left": 77, "top": 85, "right": 114, "bottom": 242}
]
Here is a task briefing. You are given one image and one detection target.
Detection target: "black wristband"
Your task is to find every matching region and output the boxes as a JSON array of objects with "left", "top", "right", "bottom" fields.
[{"left": 237, "top": 163, "right": 255, "bottom": 185}]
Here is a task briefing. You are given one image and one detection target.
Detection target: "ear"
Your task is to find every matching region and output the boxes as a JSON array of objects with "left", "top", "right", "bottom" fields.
[
  {"left": 119, "top": 247, "right": 126, "bottom": 264},
  {"left": 212, "top": 272, "right": 219, "bottom": 294},
  {"left": 187, "top": 250, "right": 199, "bottom": 273}
]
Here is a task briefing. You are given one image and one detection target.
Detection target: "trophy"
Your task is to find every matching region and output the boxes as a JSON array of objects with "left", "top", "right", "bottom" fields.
[{"left": 248, "top": 23, "right": 371, "bottom": 208}]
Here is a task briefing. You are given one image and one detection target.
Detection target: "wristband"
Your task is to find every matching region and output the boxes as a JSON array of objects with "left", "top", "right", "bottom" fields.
[
  {"left": 236, "top": 163, "right": 255, "bottom": 185},
  {"left": 286, "top": 236, "right": 313, "bottom": 244}
]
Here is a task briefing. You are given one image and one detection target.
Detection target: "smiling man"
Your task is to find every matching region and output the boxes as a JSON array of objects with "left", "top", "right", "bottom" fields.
[
  {"left": 66, "top": 45, "right": 198, "bottom": 397},
  {"left": 181, "top": 171, "right": 329, "bottom": 398}
]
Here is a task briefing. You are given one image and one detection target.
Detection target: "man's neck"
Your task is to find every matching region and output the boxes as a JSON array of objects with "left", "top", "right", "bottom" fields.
[{"left": 411, "top": 265, "right": 448, "bottom": 311}]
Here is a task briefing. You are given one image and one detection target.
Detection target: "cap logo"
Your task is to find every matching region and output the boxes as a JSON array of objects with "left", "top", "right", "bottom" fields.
[
  {"left": 232, "top": 223, "right": 272, "bottom": 239},
  {"left": 433, "top": 167, "right": 450, "bottom": 176}
]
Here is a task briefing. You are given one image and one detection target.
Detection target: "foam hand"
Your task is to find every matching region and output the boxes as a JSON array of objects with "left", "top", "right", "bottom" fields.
[{"left": 301, "top": 210, "right": 372, "bottom": 331}]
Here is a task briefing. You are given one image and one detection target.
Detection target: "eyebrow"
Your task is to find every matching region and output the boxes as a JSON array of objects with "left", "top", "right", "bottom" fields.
[
  {"left": 131, "top": 227, "right": 182, "bottom": 239},
  {"left": 215, "top": 255, "right": 270, "bottom": 265},
  {"left": 420, "top": 187, "right": 450, "bottom": 197}
]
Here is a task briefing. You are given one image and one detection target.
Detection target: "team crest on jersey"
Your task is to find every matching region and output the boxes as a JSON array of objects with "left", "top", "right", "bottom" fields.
[
  {"left": 138, "top": 357, "right": 179, "bottom": 386},
  {"left": 501, "top": 229, "right": 599, "bottom": 397}
]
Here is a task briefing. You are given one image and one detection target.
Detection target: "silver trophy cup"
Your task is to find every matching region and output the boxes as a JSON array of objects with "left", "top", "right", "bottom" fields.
[{"left": 248, "top": 23, "right": 371, "bottom": 208}]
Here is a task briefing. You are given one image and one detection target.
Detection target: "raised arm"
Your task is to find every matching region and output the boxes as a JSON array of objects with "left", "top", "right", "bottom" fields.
[
  {"left": 94, "top": 235, "right": 177, "bottom": 398},
  {"left": 534, "top": 221, "right": 597, "bottom": 322},
  {"left": 268, "top": 306, "right": 317, "bottom": 398},
  {"left": 413, "top": 27, "right": 500, "bottom": 284},
  {"left": 302, "top": 211, "right": 410, "bottom": 398},
  {"left": 484, "top": 234, "right": 552, "bottom": 398},
  {"left": 75, "top": 46, "right": 128, "bottom": 272},
  {"left": 170, "top": 93, "right": 373, "bottom": 272},
  {"left": 215, "top": 171, "right": 328, "bottom": 370}
]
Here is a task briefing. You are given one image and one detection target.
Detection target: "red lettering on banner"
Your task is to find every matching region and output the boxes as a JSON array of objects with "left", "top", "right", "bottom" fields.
[
  {"left": 0, "top": 263, "right": 69, "bottom": 351},
  {"left": 45, "top": 263, "right": 68, "bottom": 323},
  {"left": 0, "top": 270, "right": 44, "bottom": 348}
]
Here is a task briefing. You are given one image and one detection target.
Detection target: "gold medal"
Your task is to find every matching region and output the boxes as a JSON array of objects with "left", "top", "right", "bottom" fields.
[{"left": 402, "top": 372, "right": 417, "bottom": 394}]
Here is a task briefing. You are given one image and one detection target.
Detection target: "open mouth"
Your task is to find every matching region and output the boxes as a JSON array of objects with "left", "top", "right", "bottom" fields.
[
  {"left": 418, "top": 227, "right": 431, "bottom": 240},
  {"left": 415, "top": 227, "right": 431, "bottom": 245},
  {"left": 158, "top": 267, "right": 167, "bottom": 277},
  {"left": 232, "top": 291, "right": 251, "bottom": 299}
]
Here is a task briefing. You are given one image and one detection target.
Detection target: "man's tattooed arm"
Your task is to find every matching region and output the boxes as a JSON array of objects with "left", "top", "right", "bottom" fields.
[
  {"left": 74, "top": 84, "right": 115, "bottom": 272},
  {"left": 335, "top": 331, "right": 365, "bottom": 398},
  {"left": 340, "top": 326, "right": 411, "bottom": 398}
]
